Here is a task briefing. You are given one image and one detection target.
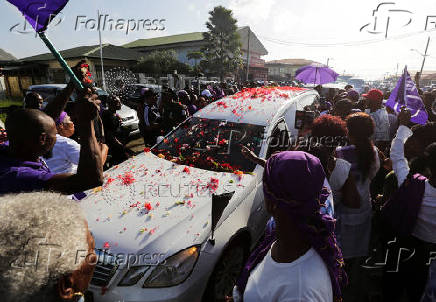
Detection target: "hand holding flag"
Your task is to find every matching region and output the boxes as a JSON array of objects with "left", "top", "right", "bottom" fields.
[{"left": 386, "top": 66, "right": 428, "bottom": 125}]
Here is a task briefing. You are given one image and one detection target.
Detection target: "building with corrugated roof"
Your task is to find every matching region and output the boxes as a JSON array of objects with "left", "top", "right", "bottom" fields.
[
  {"left": 124, "top": 26, "right": 269, "bottom": 81},
  {"left": 265, "top": 59, "right": 320, "bottom": 81}
]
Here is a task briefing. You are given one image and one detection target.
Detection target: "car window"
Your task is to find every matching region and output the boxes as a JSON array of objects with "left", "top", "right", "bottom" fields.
[
  {"left": 28, "top": 89, "right": 56, "bottom": 101},
  {"left": 266, "top": 120, "right": 290, "bottom": 159},
  {"left": 152, "top": 117, "right": 265, "bottom": 173}
]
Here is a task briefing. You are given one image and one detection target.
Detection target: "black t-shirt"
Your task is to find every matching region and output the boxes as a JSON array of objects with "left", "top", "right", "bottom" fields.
[{"left": 102, "top": 110, "right": 121, "bottom": 133}]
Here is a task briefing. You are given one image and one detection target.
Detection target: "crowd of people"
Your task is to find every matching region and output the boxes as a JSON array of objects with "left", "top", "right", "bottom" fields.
[
  {"left": 235, "top": 85, "right": 436, "bottom": 302},
  {"left": 135, "top": 81, "right": 242, "bottom": 147},
  {"left": 0, "top": 61, "right": 436, "bottom": 302}
]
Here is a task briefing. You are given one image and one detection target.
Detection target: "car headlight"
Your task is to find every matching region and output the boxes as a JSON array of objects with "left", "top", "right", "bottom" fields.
[
  {"left": 142, "top": 246, "right": 200, "bottom": 288},
  {"left": 119, "top": 266, "right": 150, "bottom": 286}
]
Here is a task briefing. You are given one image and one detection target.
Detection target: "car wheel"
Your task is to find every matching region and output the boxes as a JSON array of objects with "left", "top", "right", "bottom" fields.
[{"left": 202, "top": 237, "right": 249, "bottom": 302}]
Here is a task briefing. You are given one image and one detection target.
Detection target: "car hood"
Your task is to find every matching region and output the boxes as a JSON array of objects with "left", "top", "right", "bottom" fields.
[{"left": 80, "top": 152, "right": 255, "bottom": 262}]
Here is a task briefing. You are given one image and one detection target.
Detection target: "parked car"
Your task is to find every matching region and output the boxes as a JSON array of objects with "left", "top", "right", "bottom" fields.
[
  {"left": 122, "top": 83, "right": 162, "bottom": 110},
  {"left": 80, "top": 86, "right": 319, "bottom": 302},
  {"left": 25, "top": 84, "right": 140, "bottom": 136}
]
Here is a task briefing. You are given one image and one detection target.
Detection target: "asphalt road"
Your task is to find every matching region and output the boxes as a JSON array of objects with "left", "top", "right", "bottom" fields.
[{"left": 125, "top": 135, "right": 146, "bottom": 153}]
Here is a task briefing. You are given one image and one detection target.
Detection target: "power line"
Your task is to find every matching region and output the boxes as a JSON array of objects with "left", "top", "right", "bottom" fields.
[{"left": 257, "top": 28, "right": 436, "bottom": 48}]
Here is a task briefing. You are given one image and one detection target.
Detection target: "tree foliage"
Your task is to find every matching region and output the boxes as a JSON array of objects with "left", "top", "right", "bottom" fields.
[
  {"left": 200, "top": 6, "right": 243, "bottom": 80},
  {"left": 133, "top": 49, "right": 192, "bottom": 75}
]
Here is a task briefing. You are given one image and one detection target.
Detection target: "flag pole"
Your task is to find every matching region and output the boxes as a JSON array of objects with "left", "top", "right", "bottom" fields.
[
  {"left": 404, "top": 66, "right": 408, "bottom": 108},
  {"left": 38, "top": 32, "right": 84, "bottom": 90},
  {"left": 98, "top": 10, "right": 106, "bottom": 90}
]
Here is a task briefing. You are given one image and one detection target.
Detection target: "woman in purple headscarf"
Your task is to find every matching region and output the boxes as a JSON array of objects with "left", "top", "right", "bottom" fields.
[{"left": 234, "top": 151, "right": 347, "bottom": 302}]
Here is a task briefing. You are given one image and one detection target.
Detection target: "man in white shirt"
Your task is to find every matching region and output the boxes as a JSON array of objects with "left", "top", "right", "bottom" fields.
[
  {"left": 234, "top": 151, "right": 345, "bottom": 302},
  {"left": 363, "top": 89, "right": 390, "bottom": 150},
  {"left": 387, "top": 109, "right": 436, "bottom": 301},
  {"left": 243, "top": 245, "right": 332, "bottom": 302},
  {"left": 390, "top": 112, "right": 436, "bottom": 243}
]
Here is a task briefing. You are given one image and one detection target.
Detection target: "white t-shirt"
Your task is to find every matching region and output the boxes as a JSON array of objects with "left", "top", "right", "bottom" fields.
[
  {"left": 44, "top": 134, "right": 80, "bottom": 174},
  {"left": 390, "top": 126, "right": 436, "bottom": 243},
  {"left": 365, "top": 108, "right": 390, "bottom": 142},
  {"left": 242, "top": 246, "right": 333, "bottom": 302},
  {"left": 413, "top": 181, "right": 436, "bottom": 243}
]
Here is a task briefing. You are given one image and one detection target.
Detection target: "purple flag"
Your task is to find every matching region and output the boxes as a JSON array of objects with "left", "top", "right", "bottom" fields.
[
  {"left": 6, "top": 0, "right": 69, "bottom": 32},
  {"left": 386, "top": 67, "right": 428, "bottom": 125}
]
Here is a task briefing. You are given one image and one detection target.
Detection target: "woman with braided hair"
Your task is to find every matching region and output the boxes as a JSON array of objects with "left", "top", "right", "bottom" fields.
[
  {"left": 334, "top": 112, "right": 379, "bottom": 301},
  {"left": 335, "top": 112, "right": 379, "bottom": 259}
]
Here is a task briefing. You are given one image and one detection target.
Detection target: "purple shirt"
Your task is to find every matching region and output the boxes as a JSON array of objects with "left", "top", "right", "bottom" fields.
[{"left": 0, "top": 145, "right": 54, "bottom": 194}]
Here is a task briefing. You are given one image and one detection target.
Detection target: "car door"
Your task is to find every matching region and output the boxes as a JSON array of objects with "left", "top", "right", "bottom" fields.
[{"left": 248, "top": 119, "right": 291, "bottom": 242}]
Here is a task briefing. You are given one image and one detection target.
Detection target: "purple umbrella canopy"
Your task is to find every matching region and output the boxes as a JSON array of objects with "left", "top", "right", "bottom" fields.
[{"left": 295, "top": 63, "right": 339, "bottom": 85}]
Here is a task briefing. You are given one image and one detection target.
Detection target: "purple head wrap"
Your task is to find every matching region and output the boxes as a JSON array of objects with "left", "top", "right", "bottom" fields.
[
  {"left": 213, "top": 86, "right": 225, "bottom": 99},
  {"left": 347, "top": 89, "right": 360, "bottom": 102},
  {"left": 178, "top": 90, "right": 189, "bottom": 103},
  {"left": 55, "top": 111, "right": 67, "bottom": 126},
  {"left": 177, "top": 89, "right": 188, "bottom": 97},
  {"left": 235, "top": 151, "right": 347, "bottom": 301}
]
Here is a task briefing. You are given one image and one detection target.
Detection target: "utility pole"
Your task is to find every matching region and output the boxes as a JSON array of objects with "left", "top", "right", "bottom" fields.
[
  {"left": 245, "top": 27, "right": 250, "bottom": 82},
  {"left": 420, "top": 36, "right": 431, "bottom": 76}
]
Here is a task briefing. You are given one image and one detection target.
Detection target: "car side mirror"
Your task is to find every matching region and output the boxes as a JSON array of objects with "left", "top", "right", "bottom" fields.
[{"left": 210, "top": 191, "right": 235, "bottom": 245}]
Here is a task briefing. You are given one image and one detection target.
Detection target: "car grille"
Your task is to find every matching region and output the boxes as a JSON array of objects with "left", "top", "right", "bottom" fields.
[{"left": 90, "top": 250, "right": 118, "bottom": 287}]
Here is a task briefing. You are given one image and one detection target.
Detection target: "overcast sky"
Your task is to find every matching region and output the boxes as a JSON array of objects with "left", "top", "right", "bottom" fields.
[{"left": 2, "top": 0, "right": 436, "bottom": 79}]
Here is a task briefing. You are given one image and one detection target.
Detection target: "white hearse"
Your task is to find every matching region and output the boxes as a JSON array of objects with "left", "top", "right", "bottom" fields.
[{"left": 81, "top": 87, "right": 319, "bottom": 302}]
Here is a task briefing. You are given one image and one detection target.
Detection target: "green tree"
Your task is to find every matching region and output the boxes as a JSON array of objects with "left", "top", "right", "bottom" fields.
[{"left": 201, "top": 6, "right": 243, "bottom": 81}]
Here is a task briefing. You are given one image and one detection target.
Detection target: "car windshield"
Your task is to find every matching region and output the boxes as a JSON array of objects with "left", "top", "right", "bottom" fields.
[{"left": 152, "top": 117, "right": 265, "bottom": 173}]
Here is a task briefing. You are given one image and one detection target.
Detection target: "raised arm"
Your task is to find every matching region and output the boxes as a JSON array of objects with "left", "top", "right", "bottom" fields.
[
  {"left": 390, "top": 109, "right": 413, "bottom": 187},
  {"left": 44, "top": 81, "right": 75, "bottom": 121},
  {"left": 241, "top": 145, "right": 266, "bottom": 167},
  {"left": 45, "top": 60, "right": 90, "bottom": 121},
  {"left": 45, "top": 94, "right": 103, "bottom": 194}
]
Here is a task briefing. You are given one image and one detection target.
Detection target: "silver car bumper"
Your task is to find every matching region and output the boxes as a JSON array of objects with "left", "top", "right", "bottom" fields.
[{"left": 88, "top": 250, "right": 217, "bottom": 302}]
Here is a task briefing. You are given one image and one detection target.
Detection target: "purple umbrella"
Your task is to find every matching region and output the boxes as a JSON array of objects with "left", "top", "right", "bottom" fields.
[{"left": 295, "top": 63, "right": 339, "bottom": 85}]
